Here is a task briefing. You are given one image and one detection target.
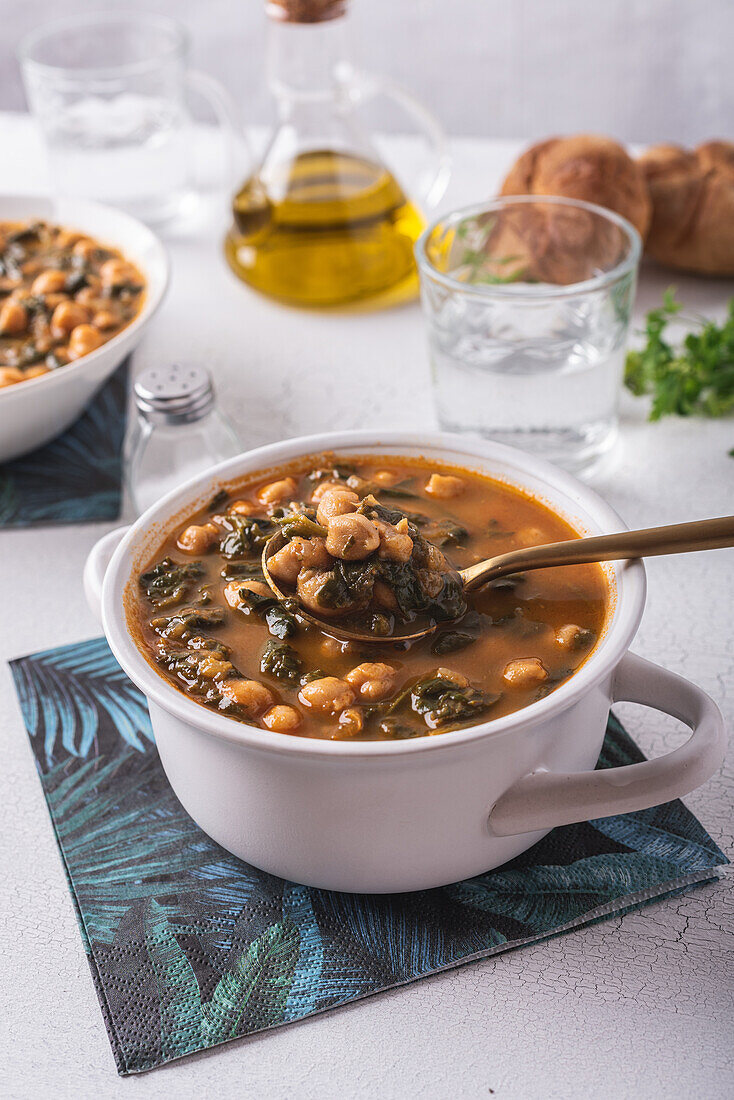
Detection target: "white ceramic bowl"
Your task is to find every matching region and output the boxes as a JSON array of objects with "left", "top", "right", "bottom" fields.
[
  {"left": 0, "top": 195, "right": 169, "bottom": 463},
  {"left": 85, "top": 432, "right": 726, "bottom": 893}
]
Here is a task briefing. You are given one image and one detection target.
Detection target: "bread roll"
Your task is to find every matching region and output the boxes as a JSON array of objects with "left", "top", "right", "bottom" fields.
[
  {"left": 500, "top": 134, "right": 651, "bottom": 238},
  {"left": 638, "top": 141, "right": 734, "bottom": 276}
]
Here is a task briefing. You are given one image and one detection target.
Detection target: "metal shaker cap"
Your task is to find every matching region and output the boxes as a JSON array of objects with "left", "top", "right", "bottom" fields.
[{"left": 133, "top": 363, "right": 214, "bottom": 424}]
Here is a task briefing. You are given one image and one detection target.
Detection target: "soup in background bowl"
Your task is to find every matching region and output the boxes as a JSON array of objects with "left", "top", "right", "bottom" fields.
[
  {"left": 0, "top": 195, "right": 168, "bottom": 463},
  {"left": 86, "top": 431, "right": 724, "bottom": 892}
]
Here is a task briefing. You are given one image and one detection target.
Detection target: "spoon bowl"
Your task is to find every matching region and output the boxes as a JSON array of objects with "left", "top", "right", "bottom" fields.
[{"left": 263, "top": 514, "right": 734, "bottom": 644}]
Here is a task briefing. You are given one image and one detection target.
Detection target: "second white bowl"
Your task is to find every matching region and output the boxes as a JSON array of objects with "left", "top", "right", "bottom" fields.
[{"left": 0, "top": 195, "right": 169, "bottom": 463}]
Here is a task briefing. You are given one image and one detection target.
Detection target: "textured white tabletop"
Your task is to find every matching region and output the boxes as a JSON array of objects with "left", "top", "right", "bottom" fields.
[{"left": 0, "top": 113, "right": 732, "bottom": 1099}]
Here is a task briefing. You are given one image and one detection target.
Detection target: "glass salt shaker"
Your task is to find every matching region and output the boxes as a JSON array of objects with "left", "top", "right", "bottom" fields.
[{"left": 126, "top": 363, "right": 241, "bottom": 515}]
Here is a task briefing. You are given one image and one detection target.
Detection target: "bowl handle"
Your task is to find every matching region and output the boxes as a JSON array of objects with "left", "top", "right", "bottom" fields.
[
  {"left": 83, "top": 525, "right": 131, "bottom": 625},
  {"left": 488, "top": 652, "right": 726, "bottom": 837}
]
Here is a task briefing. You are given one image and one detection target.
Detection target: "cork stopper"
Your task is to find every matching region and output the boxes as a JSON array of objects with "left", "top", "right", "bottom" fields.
[{"left": 266, "top": 0, "right": 347, "bottom": 23}]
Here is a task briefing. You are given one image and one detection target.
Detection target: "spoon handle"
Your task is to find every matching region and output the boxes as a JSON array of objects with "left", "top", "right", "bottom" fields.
[{"left": 460, "top": 515, "right": 734, "bottom": 591}]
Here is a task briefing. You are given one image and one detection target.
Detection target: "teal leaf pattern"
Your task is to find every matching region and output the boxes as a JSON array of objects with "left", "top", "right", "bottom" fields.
[
  {"left": 145, "top": 900, "right": 202, "bottom": 1059},
  {"left": 202, "top": 920, "right": 300, "bottom": 1043},
  {"left": 9, "top": 638, "right": 728, "bottom": 1076},
  {"left": 0, "top": 359, "right": 127, "bottom": 528}
]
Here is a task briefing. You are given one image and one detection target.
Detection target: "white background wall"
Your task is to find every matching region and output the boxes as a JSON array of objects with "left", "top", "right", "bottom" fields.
[{"left": 3, "top": 0, "right": 732, "bottom": 144}]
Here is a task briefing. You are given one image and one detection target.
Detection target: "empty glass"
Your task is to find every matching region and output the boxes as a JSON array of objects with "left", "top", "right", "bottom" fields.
[
  {"left": 18, "top": 13, "right": 242, "bottom": 227},
  {"left": 415, "top": 197, "right": 641, "bottom": 476}
]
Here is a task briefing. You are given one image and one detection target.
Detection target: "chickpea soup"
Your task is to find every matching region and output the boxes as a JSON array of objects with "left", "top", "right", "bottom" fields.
[
  {"left": 0, "top": 220, "right": 145, "bottom": 388},
  {"left": 131, "top": 455, "right": 609, "bottom": 740}
]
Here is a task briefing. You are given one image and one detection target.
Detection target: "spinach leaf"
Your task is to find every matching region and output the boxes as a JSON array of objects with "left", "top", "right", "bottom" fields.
[
  {"left": 208, "top": 489, "right": 229, "bottom": 511},
  {"left": 431, "top": 610, "right": 483, "bottom": 655},
  {"left": 63, "top": 271, "right": 88, "bottom": 295},
  {"left": 409, "top": 674, "right": 499, "bottom": 728},
  {"left": 420, "top": 517, "right": 468, "bottom": 547},
  {"left": 219, "top": 514, "right": 275, "bottom": 559},
  {"left": 238, "top": 587, "right": 299, "bottom": 638},
  {"left": 276, "top": 513, "right": 327, "bottom": 540},
  {"left": 149, "top": 606, "right": 225, "bottom": 642},
  {"left": 139, "top": 557, "right": 204, "bottom": 607},
  {"left": 376, "top": 559, "right": 425, "bottom": 615},
  {"left": 300, "top": 668, "right": 328, "bottom": 685},
  {"left": 314, "top": 559, "right": 377, "bottom": 610},
  {"left": 307, "top": 463, "right": 356, "bottom": 482},
  {"left": 260, "top": 639, "right": 303, "bottom": 684},
  {"left": 358, "top": 496, "right": 414, "bottom": 530},
  {"left": 220, "top": 561, "right": 267, "bottom": 582}
]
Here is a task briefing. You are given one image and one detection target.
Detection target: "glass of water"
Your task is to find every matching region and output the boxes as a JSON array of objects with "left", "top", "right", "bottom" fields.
[
  {"left": 18, "top": 12, "right": 242, "bottom": 227},
  {"left": 415, "top": 196, "right": 641, "bottom": 476}
]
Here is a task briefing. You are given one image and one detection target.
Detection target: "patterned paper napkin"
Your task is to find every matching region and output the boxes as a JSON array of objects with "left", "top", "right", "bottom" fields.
[
  {"left": 10, "top": 637, "right": 727, "bottom": 1076},
  {"left": 0, "top": 360, "right": 128, "bottom": 528}
]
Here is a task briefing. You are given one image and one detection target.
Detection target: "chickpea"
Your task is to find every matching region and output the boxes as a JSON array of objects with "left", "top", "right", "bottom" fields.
[
  {"left": 223, "top": 578, "right": 271, "bottom": 607},
  {"left": 176, "top": 522, "right": 219, "bottom": 554},
  {"left": 55, "top": 228, "right": 81, "bottom": 249},
  {"left": 23, "top": 365, "right": 50, "bottom": 380},
  {"left": 296, "top": 569, "right": 344, "bottom": 617},
  {"left": 75, "top": 287, "right": 105, "bottom": 309},
  {"left": 503, "top": 658, "right": 548, "bottom": 688},
  {"left": 516, "top": 526, "right": 547, "bottom": 548},
  {"left": 425, "top": 473, "right": 465, "bottom": 499},
  {"left": 100, "top": 258, "right": 139, "bottom": 286},
  {"left": 68, "top": 324, "right": 104, "bottom": 359},
  {"left": 0, "top": 367, "right": 24, "bottom": 387},
  {"left": 345, "top": 662, "right": 397, "bottom": 702},
  {"left": 92, "top": 309, "right": 118, "bottom": 330},
  {"left": 197, "top": 654, "right": 233, "bottom": 681},
  {"left": 372, "top": 469, "right": 399, "bottom": 487},
  {"left": 31, "top": 269, "right": 67, "bottom": 295},
  {"left": 72, "top": 238, "right": 98, "bottom": 259},
  {"left": 262, "top": 705, "right": 302, "bottom": 732},
  {"left": 437, "top": 667, "right": 469, "bottom": 687},
  {"left": 51, "top": 300, "right": 89, "bottom": 337},
  {"left": 257, "top": 477, "right": 298, "bottom": 505},
  {"left": 373, "top": 518, "right": 413, "bottom": 562},
  {"left": 44, "top": 292, "right": 69, "bottom": 310},
  {"left": 316, "top": 488, "right": 359, "bottom": 526},
  {"left": 229, "top": 499, "right": 258, "bottom": 516},
  {"left": 50, "top": 347, "right": 70, "bottom": 367},
  {"left": 320, "top": 635, "right": 355, "bottom": 658},
  {"left": 220, "top": 679, "right": 274, "bottom": 714},
  {"left": 311, "top": 480, "right": 346, "bottom": 503},
  {"left": 325, "top": 513, "right": 380, "bottom": 561},
  {"left": 336, "top": 707, "right": 364, "bottom": 737},
  {"left": 299, "top": 676, "right": 355, "bottom": 713},
  {"left": 424, "top": 543, "right": 448, "bottom": 572},
  {"left": 268, "top": 536, "right": 332, "bottom": 586},
  {"left": 555, "top": 624, "right": 595, "bottom": 650},
  {"left": 0, "top": 300, "right": 28, "bottom": 335}
]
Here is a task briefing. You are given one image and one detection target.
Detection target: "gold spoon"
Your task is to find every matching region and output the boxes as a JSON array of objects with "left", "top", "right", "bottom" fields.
[{"left": 262, "top": 515, "right": 734, "bottom": 645}]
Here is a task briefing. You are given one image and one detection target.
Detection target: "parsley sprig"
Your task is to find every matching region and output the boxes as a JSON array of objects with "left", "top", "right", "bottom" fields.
[{"left": 624, "top": 289, "right": 734, "bottom": 421}]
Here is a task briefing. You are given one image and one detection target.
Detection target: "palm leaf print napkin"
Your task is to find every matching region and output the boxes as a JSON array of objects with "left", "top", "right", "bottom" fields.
[
  {"left": 0, "top": 360, "right": 128, "bottom": 527},
  {"left": 10, "top": 637, "right": 727, "bottom": 1076}
]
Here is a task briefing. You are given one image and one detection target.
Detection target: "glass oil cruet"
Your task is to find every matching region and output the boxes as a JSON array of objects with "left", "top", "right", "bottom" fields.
[{"left": 225, "top": 0, "right": 450, "bottom": 308}]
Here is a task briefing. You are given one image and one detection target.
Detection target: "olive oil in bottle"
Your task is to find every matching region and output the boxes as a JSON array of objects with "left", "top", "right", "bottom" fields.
[
  {"left": 225, "top": 149, "right": 424, "bottom": 307},
  {"left": 224, "top": 0, "right": 447, "bottom": 309}
]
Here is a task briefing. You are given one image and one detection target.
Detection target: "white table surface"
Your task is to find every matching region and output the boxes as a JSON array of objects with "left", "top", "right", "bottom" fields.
[{"left": 0, "top": 111, "right": 732, "bottom": 1100}]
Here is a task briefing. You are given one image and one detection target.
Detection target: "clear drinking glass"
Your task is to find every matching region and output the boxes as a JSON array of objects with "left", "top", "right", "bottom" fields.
[
  {"left": 415, "top": 196, "right": 641, "bottom": 476},
  {"left": 18, "top": 12, "right": 242, "bottom": 227}
]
